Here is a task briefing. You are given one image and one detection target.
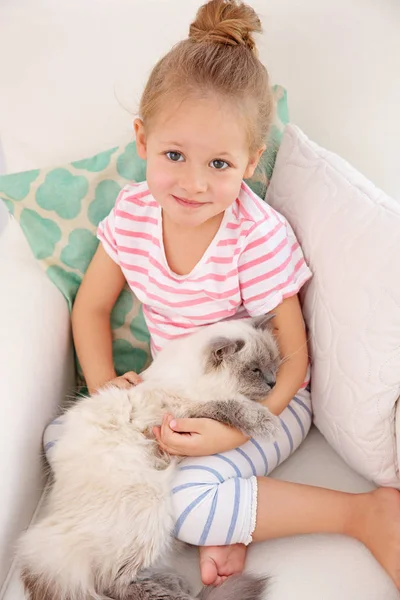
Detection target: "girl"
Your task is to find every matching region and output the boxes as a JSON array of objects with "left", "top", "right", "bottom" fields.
[{"left": 45, "top": 0, "right": 400, "bottom": 590}]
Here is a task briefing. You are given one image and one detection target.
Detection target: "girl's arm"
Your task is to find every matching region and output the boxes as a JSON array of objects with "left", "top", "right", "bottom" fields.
[
  {"left": 72, "top": 245, "right": 127, "bottom": 394},
  {"left": 154, "top": 294, "right": 309, "bottom": 456},
  {"left": 262, "top": 294, "right": 309, "bottom": 415}
]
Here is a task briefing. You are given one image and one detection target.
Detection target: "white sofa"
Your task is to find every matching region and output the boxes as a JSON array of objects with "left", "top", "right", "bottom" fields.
[{"left": 0, "top": 1, "right": 399, "bottom": 599}]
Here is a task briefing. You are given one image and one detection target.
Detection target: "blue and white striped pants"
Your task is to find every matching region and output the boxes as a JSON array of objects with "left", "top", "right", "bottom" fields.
[{"left": 44, "top": 387, "right": 311, "bottom": 547}]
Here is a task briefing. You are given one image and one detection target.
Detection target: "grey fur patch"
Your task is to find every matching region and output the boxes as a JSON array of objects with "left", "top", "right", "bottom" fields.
[
  {"left": 121, "top": 577, "right": 194, "bottom": 599},
  {"left": 231, "top": 334, "right": 280, "bottom": 402},
  {"left": 206, "top": 337, "right": 245, "bottom": 370},
  {"left": 22, "top": 568, "right": 111, "bottom": 600},
  {"left": 137, "top": 571, "right": 192, "bottom": 595},
  {"left": 22, "top": 570, "right": 57, "bottom": 600},
  {"left": 251, "top": 314, "right": 275, "bottom": 331},
  {"left": 120, "top": 572, "right": 267, "bottom": 600},
  {"left": 197, "top": 573, "right": 267, "bottom": 600},
  {"left": 204, "top": 323, "right": 280, "bottom": 404},
  {"left": 189, "top": 399, "right": 278, "bottom": 438}
]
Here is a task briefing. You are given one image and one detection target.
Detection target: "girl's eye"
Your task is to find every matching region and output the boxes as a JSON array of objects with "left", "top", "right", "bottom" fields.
[
  {"left": 210, "top": 159, "right": 229, "bottom": 170},
  {"left": 166, "top": 151, "right": 184, "bottom": 162}
]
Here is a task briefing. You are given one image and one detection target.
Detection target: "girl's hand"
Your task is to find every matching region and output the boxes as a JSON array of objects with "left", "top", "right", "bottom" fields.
[
  {"left": 153, "top": 415, "right": 249, "bottom": 457},
  {"left": 99, "top": 371, "right": 142, "bottom": 392}
]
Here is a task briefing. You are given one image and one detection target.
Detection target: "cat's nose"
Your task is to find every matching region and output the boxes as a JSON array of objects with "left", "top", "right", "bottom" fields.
[
  {"left": 264, "top": 372, "right": 276, "bottom": 390},
  {"left": 264, "top": 375, "right": 276, "bottom": 388}
]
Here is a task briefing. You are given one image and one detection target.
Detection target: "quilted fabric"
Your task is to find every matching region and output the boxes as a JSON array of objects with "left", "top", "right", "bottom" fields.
[{"left": 266, "top": 124, "right": 400, "bottom": 487}]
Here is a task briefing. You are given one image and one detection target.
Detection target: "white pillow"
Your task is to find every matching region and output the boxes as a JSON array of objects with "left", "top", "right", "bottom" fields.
[{"left": 266, "top": 124, "right": 400, "bottom": 487}]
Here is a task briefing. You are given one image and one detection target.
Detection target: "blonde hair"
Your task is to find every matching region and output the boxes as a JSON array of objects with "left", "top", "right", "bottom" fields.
[{"left": 139, "top": 0, "right": 273, "bottom": 155}]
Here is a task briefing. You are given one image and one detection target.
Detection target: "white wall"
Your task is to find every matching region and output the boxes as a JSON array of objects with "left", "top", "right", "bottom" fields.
[{"left": 0, "top": 0, "right": 399, "bottom": 199}]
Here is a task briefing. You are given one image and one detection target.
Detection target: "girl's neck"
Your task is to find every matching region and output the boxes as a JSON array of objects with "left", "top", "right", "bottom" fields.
[
  {"left": 161, "top": 210, "right": 225, "bottom": 276},
  {"left": 162, "top": 210, "right": 224, "bottom": 237}
]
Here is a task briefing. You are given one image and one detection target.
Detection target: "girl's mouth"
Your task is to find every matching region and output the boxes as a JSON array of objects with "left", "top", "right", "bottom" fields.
[{"left": 172, "top": 195, "right": 206, "bottom": 209}]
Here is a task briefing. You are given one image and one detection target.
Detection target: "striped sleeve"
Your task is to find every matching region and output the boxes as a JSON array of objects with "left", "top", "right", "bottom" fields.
[
  {"left": 97, "top": 194, "right": 122, "bottom": 265},
  {"left": 238, "top": 217, "right": 312, "bottom": 316}
]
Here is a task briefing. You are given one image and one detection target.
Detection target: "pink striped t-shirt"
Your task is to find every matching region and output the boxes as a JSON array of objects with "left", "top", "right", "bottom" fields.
[{"left": 97, "top": 180, "right": 312, "bottom": 357}]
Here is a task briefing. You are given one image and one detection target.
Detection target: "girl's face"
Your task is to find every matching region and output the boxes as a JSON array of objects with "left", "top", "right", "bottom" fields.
[{"left": 134, "top": 94, "right": 264, "bottom": 229}]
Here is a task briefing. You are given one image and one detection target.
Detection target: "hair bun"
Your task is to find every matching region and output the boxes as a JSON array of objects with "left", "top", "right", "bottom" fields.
[{"left": 189, "top": 0, "right": 262, "bottom": 55}]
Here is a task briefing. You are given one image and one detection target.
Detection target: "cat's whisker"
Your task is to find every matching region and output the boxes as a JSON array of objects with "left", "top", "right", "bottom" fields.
[{"left": 279, "top": 338, "right": 311, "bottom": 365}]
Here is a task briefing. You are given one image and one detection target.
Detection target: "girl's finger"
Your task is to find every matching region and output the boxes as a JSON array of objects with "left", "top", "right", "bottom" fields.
[
  {"left": 152, "top": 427, "right": 172, "bottom": 453},
  {"left": 161, "top": 414, "right": 173, "bottom": 438},
  {"left": 152, "top": 426, "right": 161, "bottom": 441},
  {"left": 160, "top": 414, "right": 167, "bottom": 434},
  {"left": 169, "top": 418, "right": 201, "bottom": 433},
  {"left": 124, "top": 372, "right": 142, "bottom": 385},
  {"left": 113, "top": 379, "right": 131, "bottom": 389}
]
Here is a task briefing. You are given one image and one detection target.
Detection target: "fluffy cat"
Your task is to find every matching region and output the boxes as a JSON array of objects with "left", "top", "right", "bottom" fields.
[{"left": 18, "top": 316, "right": 280, "bottom": 600}]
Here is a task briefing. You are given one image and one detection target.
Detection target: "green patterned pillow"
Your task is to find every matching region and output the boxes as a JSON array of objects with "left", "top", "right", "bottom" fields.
[{"left": 0, "top": 85, "right": 289, "bottom": 386}]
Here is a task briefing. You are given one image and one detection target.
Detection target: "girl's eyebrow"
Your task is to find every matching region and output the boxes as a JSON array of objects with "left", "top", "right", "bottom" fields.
[
  {"left": 215, "top": 152, "right": 235, "bottom": 159},
  {"left": 160, "top": 141, "right": 184, "bottom": 147},
  {"left": 160, "top": 141, "right": 234, "bottom": 159}
]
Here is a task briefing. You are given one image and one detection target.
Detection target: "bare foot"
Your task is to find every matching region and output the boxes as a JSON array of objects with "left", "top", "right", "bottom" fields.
[
  {"left": 199, "top": 543, "right": 247, "bottom": 587},
  {"left": 352, "top": 488, "right": 400, "bottom": 589}
]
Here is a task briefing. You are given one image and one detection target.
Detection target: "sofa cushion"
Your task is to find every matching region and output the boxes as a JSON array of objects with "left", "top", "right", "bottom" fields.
[
  {"left": 0, "top": 215, "right": 75, "bottom": 592},
  {"left": 266, "top": 124, "right": 400, "bottom": 487}
]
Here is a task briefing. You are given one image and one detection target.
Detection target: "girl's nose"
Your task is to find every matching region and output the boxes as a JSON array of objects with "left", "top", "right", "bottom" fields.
[{"left": 179, "top": 166, "right": 207, "bottom": 196}]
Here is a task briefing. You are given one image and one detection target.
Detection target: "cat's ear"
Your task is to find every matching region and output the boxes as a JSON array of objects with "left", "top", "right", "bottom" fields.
[
  {"left": 252, "top": 314, "right": 276, "bottom": 331},
  {"left": 207, "top": 337, "right": 245, "bottom": 369}
]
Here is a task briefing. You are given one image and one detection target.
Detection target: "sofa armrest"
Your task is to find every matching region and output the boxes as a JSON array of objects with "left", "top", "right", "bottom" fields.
[{"left": 0, "top": 206, "right": 75, "bottom": 589}]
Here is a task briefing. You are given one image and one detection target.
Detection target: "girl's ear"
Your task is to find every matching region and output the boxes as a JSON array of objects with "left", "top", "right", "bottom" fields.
[
  {"left": 134, "top": 118, "right": 147, "bottom": 160},
  {"left": 243, "top": 145, "right": 266, "bottom": 179}
]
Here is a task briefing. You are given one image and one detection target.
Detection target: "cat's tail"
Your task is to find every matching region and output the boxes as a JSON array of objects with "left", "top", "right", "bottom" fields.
[
  {"left": 196, "top": 574, "right": 267, "bottom": 600},
  {"left": 120, "top": 573, "right": 267, "bottom": 600}
]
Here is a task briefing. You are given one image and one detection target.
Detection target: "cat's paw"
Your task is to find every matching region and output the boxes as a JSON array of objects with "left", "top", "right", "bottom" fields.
[
  {"left": 188, "top": 399, "right": 279, "bottom": 440},
  {"left": 239, "top": 404, "right": 279, "bottom": 439}
]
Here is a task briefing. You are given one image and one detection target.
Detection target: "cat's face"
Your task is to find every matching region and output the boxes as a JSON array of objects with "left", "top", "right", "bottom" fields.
[
  {"left": 143, "top": 315, "right": 281, "bottom": 402},
  {"left": 204, "top": 316, "right": 281, "bottom": 402}
]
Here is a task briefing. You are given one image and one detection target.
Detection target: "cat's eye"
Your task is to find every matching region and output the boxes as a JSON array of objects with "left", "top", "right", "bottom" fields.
[{"left": 252, "top": 368, "right": 262, "bottom": 375}]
